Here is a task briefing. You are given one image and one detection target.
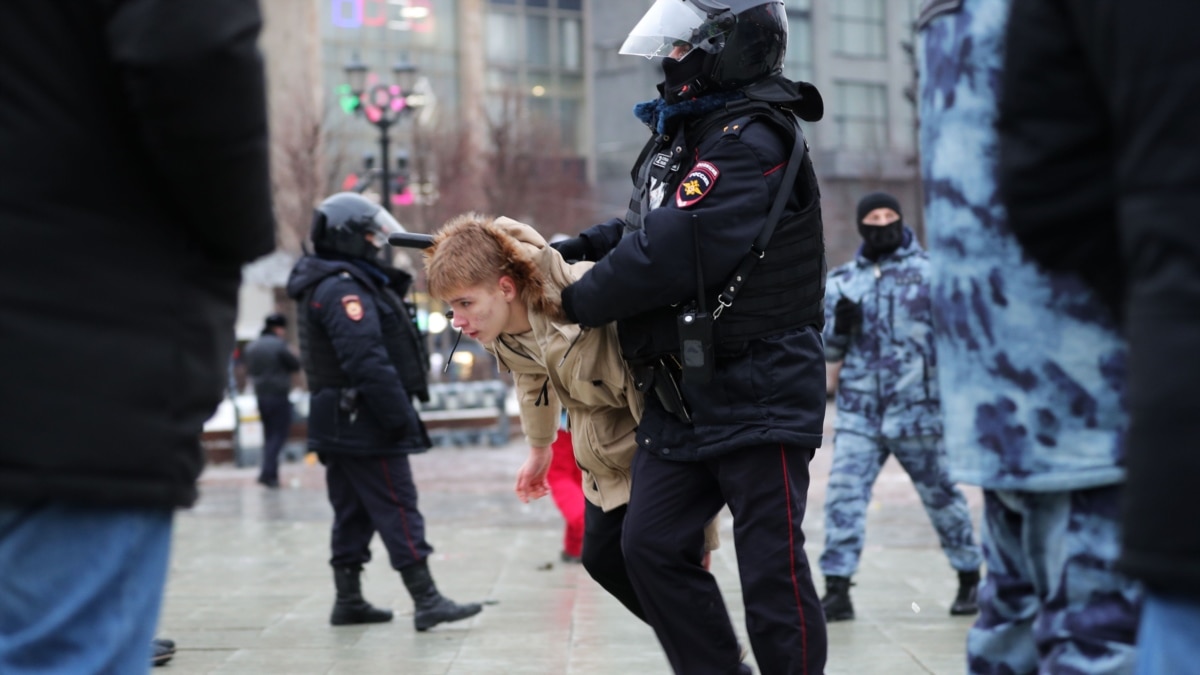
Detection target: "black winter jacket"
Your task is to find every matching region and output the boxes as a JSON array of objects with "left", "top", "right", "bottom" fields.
[
  {"left": 0, "top": 0, "right": 274, "bottom": 509},
  {"left": 244, "top": 334, "right": 300, "bottom": 399},
  {"left": 999, "top": 0, "right": 1200, "bottom": 598},
  {"left": 286, "top": 257, "right": 431, "bottom": 456},
  {"left": 562, "top": 82, "right": 827, "bottom": 461}
]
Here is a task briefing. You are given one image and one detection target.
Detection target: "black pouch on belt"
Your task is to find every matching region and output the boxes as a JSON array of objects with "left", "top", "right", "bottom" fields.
[
  {"left": 652, "top": 359, "right": 693, "bottom": 424},
  {"left": 630, "top": 361, "right": 692, "bottom": 424}
]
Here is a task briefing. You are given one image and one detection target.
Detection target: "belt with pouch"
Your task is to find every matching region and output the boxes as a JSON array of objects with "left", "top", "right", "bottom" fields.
[{"left": 632, "top": 356, "right": 692, "bottom": 425}]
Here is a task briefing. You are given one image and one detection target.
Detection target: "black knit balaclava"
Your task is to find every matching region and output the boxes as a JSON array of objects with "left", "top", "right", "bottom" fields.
[{"left": 855, "top": 192, "right": 904, "bottom": 260}]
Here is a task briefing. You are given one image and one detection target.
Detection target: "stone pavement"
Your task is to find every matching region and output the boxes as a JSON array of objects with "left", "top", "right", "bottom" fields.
[{"left": 158, "top": 405, "right": 982, "bottom": 674}]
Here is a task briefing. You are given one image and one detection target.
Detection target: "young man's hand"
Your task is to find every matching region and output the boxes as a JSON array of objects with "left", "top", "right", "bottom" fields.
[{"left": 515, "top": 445, "right": 553, "bottom": 503}]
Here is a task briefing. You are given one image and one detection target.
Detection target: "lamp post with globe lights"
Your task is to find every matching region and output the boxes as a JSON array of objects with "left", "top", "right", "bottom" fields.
[{"left": 343, "top": 56, "right": 426, "bottom": 213}]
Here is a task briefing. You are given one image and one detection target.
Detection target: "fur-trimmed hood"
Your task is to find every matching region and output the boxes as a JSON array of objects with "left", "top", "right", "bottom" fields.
[{"left": 428, "top": 214, "right": 592, "bottom": 324}]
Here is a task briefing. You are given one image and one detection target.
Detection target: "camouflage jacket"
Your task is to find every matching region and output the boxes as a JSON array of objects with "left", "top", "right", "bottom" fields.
[
  {"left": 824, "top": 230, "right": 940, "bottom": 439},
  {"left": 917, "top": 0, "right": 1128, "bottom": 490}
]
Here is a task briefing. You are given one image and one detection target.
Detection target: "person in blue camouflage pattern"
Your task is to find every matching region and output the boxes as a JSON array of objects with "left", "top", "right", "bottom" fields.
[
  {"left": 818, "top": 191, "right": 982, "bottom": 622},
  {"left": 917, "top": 0, "right": 1142, "bottom": 672}
]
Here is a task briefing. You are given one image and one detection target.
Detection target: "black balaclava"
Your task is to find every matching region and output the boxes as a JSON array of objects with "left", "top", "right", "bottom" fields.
[
  {"left": 855, "top": 191, "right": 904, "bottom": 260},
  {"left": 661, "top": 48, "right": 709, "bottom": 104}
]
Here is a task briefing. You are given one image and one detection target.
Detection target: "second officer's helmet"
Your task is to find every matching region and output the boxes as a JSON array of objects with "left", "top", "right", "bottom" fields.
[
  {"left": 309, "top": 192, "right": 406, "bottom": 266},
  {"left": 620, "top": 0, "right": 787, "bottom": 99}
]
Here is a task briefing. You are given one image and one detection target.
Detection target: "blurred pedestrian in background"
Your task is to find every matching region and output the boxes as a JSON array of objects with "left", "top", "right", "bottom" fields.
[
  {"left": 819, "top": 192, "right": 981, "bottom": 622},
  {"left": 0, "top": 0, "right": 275, "bottom": 672},
  {"left": 548, "top": 417, "right": 585, "bottom": 563},
  {"left": 997, "top": 0, "right": 1200, "bottom": 671},
  {"left": 244, "top": 312, "right": 300, "bottom": 488},
  {"left": 918, "top": 0, "right": 1141, "bottom": 672},
  {"left": 287, "top": 193, "right": 483, "bottom": 632}
]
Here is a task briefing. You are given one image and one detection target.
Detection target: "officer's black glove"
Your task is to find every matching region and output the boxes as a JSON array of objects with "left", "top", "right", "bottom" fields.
[
  {"left": 550, "top": 236, "right": 589, "bottom": 262},
  {"left": 833, "top": 297, "right": 862, "bottom": 336}
]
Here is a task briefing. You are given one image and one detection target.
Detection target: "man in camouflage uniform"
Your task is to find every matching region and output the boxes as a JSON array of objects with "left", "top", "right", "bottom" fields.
[
  {"left": 819, "top": 192, "right": 982, "bottom": 622},
  {"left": 917, "top": 0, "right": 1142, "bottom": 672}
]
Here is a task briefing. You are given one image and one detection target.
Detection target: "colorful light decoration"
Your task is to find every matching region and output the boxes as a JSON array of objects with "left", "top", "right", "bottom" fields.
[{"left": 330, "top": 0, "right": 434, "bottom": 33}]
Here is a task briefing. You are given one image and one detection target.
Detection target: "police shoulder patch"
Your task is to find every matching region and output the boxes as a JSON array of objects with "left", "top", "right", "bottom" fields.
[
  {"left": 341, "top": 294, "right": 364, "bottom": 321},
  {"left": 676, "top": 160, "right": 720, "bottom": 208}
]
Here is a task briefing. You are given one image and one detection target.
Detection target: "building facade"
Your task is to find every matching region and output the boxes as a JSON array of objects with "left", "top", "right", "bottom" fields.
[{"left": 260, "top": 0, "right": 924, "bottom": 272}]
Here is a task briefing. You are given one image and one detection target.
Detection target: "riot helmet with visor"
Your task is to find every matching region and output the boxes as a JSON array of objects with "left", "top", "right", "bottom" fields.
[
  {"left": 620, "top": 0, "right": 787, "bottom": 100},
  {"left": 309, "top": 192, "right": 406, "bottom": 267}
]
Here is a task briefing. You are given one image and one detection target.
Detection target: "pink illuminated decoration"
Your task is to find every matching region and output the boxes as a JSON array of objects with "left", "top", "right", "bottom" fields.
[
  {"left": 331, "top": 0, "right": 434, "bottom": 33},
  {"left": 392, "top": 189, "right": 414, "bottom": 206}
]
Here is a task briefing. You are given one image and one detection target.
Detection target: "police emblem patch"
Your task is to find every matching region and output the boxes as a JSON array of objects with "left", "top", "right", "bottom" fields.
[
  {"left": 341, "top": 295, "right": 364, "bottom": 321},
  {"left": 676, "top": 161, "right": 720, "bottom": 208}
]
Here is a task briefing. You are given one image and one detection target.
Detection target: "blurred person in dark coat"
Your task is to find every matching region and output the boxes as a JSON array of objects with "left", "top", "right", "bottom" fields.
[
  {"left": 0, "top": 1, "right": 274, "bottom": 672},
  {"left": 244, "top": 312, "right": 301, "bottom": 488}
]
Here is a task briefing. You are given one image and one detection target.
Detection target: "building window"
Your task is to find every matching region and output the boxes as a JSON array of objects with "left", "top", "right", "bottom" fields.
[
  {"left": 833, "top": 81, "right": 888, "bottom": 149},
  {"left": 784, "top": 4, "right": 812, "bottom": 82},
  {"left": 833, "top": 0, "right": 886, "bottom": 58},
  {"left": 559, "top": 17, "right": 581, "bottom": 71},
  {"left": 485, "top": 12, "right": 521, "bottom": 64},
  {"left": 484, "top": 0, "right": 585, "bottom": 153},
  {"left": 526, "top": 14, "right": 550, "bottom": 67}
]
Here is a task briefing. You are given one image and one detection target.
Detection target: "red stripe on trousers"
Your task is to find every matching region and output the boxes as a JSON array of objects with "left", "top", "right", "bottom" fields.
[
  {"left": 379, "top": 458, "right": 420, "bottom": 560},
  {"left": 781, "top": 444, "right": 808, "bottom": 674}
]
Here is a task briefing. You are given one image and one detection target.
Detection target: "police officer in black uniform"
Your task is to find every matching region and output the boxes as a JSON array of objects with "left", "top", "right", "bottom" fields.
[
  {"left": 555, "top": 1, "right": 827, "bottom": 672},
  {"left": 286, "top": 193, "right": 483, "bottom": 631}
]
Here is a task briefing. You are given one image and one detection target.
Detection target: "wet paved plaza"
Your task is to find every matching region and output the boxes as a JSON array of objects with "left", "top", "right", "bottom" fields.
[{"left": 158, "top": 405, "right": 981, "bottom": 674}]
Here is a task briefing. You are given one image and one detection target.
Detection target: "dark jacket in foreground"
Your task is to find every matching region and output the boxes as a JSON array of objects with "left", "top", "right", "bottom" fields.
[
  {"left": 0, "top": 0, "right": 274, "bottom": 509},
  {"left": 287, "top": 257, "right": 431, "bottom": 456},
  {"left": 999, "top": 0, "right": 1200, "bottom": 598},
  {"left": 562, "top": 79, "right": 827, "bottom": 461}
]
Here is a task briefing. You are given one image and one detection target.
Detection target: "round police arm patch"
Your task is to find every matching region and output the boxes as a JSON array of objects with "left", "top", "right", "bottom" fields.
[
  {"left": 341, "top": 294, "right": 364, "bottom": 321},
  {"left": 676, "top": 161, "right": 720, "bottom": 208}
]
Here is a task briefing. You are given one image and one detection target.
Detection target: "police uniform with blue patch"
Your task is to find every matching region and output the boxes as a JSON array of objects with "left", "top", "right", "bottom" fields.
[{"left": 558, "top": 1, "right": 831, "bottom": 672}]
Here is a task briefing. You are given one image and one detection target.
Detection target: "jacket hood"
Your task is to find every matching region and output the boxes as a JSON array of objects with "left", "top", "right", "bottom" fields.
[
  {"left": 286, "top": 256, "right": 370, "bottom": 299},
  {"left": 741, "top": 74, "right": 824, "bottom": 122},
  {"left": 428, "top": 215, "right": 590, "bottom": 323}
]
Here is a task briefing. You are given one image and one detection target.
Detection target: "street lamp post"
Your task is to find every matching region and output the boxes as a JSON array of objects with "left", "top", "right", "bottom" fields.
[{"left": 343, "top": 56, "right": 424, "bottom": 213}]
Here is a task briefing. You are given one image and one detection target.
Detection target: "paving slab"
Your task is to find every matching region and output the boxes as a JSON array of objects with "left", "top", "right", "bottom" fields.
[{"left": 158, "top": 404, "right": 981, "bottom": 674}]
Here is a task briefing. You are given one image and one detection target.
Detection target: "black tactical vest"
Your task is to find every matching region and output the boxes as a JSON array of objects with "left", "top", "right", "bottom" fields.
[
  {"left": 619, "top": 100, "right": 825, "bottom": 360},
  {"left": 298, "top": 272, "right": 430, "bottom": 403}
]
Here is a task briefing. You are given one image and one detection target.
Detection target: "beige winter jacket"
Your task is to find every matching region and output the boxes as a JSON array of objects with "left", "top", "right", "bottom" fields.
[{"left": 483, "top": 217, "right": 640, "bottom": 511}]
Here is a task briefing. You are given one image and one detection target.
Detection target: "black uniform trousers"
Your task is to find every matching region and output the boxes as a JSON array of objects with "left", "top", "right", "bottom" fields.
[
  {"left": 582, "top": 502, "right": 646, "bottom": 622},
  {"left": 323, "top": 453, "right": 434, "bottom": 571},
  {"left": 623, "top": 443, "right": 826, "bottom": 675}
]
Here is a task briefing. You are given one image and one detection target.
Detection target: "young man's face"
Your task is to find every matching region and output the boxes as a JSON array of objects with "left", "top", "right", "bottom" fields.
[{"left": 445, "top": 278, "right": 520, "bottom": 343}]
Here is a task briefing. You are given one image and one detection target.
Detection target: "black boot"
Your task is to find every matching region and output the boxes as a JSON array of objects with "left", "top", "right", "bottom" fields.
[
  {"left": 400, "top": 559, "right": 483, "bottom": 631},
  {"left": 950, "top": 570, "right": 980, "bottom": 616},
  {"left": 821, "top": 575, "right": 855, "bottom": 622},
  {"left": 330, "top": 566, "right": 394, "bottom": 626}
]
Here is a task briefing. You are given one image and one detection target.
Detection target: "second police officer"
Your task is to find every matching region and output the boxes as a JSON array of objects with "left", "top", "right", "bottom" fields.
[
  {"left": 556, "top": 1, "right": 828, "bottom": 672},
  {"left": 819, "top": 192, "right": 982, "bottom": 621},
  {"left": 285, "top": 193, "right": 483, "bottom": 631}
]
